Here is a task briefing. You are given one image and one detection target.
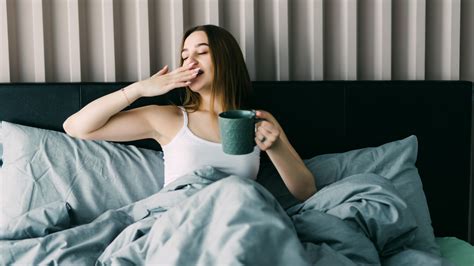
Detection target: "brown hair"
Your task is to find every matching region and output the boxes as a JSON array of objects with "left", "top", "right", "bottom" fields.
[{"left": 179, "top": 25, "right": 253, "bottom": 114}]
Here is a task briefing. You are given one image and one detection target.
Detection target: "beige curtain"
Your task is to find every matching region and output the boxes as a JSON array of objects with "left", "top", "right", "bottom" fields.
[{"left": 0, "top": 0, "right": 472, "bottom": 83}]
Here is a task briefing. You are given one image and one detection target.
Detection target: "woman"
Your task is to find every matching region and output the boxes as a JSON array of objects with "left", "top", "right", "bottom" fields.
[{"left": 63, "top": 24, "right": 316, "bottom": 201}]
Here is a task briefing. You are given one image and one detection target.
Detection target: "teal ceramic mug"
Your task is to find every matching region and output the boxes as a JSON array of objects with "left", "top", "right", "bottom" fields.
[{"left": 218, "top": 109, "right": 263, "bottom": 155}]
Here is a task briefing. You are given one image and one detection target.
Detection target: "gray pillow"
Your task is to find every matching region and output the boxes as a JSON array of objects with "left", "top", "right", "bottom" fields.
[
  {"left": 257, "top": 135, "right": 439, "bottom": 256},
  {"left": 0, "top": 121, "right": 164, "bottom": 226}
]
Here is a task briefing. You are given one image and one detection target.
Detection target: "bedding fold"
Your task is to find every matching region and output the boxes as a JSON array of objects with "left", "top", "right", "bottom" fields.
[
  {"left": 0, "top": 167, "right": 445, "bottom": 265},
  {"left": 0, "top": 201, "right": 72, "bottom": 240},
  {"left": 288, "top": 173, "right": 418, "bottom": 265}
]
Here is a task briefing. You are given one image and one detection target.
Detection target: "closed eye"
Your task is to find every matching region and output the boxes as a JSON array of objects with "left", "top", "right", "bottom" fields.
[{"left": 182, "top": 52, "right": 207, "bottom": 61}]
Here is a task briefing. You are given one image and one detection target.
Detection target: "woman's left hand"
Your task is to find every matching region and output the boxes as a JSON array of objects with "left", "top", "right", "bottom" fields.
[{"left": 254, "top": 110, "right": 281, "bottom": 151}]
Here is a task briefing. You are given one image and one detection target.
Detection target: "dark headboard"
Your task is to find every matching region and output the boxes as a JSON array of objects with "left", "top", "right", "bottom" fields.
[{"left": 0, "top": 81, "right": 472, "bottom": 244}]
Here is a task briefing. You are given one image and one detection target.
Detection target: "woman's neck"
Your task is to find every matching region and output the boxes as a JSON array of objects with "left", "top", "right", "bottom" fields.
[{"left": 198, "top": 93, "right": 223, "bottom": 114}]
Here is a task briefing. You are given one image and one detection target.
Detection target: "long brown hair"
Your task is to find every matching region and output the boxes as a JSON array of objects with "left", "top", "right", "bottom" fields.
[{"left": 180, "top": 25, "right": 253, "bottom": 114}]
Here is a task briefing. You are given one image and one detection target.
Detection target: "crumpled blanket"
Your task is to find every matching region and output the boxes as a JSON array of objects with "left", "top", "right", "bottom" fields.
[{"left": 0, "top": 167, "right": 450, "bottom": 265}]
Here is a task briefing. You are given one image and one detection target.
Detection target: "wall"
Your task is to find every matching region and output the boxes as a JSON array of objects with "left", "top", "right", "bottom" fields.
[{"left": 0, "top": 0, "right": 472, "bottom": 83}]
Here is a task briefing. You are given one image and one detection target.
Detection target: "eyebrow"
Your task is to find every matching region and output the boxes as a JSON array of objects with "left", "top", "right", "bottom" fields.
[{"left": 181, "top": 43, "right": 209, "bottom": 53}]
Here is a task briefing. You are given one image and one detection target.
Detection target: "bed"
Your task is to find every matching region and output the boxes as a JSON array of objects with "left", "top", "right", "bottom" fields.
[{"left": 0, "top": 80, "right": 472, "bottom": 265}]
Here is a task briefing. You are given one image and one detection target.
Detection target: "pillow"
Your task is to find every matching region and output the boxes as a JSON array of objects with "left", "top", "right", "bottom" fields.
[
  {"left": 436, "top": 237, "right": 474, "bottom": 265},
  {"left": 0, "top": 121, "right": 164, "bottom": 226},
  {"left": 257, "top": 135, "right": 439, "bottom": 256}
]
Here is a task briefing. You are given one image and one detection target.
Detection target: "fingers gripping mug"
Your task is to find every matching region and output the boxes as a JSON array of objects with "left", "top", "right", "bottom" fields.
[{"left": 218, "top": 110, "right": 263, "bottom": 155}]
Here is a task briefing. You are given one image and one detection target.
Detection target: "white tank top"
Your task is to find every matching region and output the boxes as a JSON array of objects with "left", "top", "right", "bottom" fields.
[{"left": 161, "top": 107, "right": 260, "bottom": 186}]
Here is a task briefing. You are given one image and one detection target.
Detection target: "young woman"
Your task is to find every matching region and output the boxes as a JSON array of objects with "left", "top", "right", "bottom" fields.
[{"left": 63, "top": 25, "right": 316, "bottom": 201}]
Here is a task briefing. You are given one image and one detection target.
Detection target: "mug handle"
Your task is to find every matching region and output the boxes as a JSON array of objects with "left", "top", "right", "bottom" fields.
[{"left": 251, "top": 109, "right": 266, "bottom": 123}]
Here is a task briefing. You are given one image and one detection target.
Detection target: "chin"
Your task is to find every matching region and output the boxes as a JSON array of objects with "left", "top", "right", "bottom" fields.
[
  {"left": 188, "top": 84, "right": 202, "bottom": 92},
  {"left": 189, "top": 81, "right": 210, "bottom": 92}
]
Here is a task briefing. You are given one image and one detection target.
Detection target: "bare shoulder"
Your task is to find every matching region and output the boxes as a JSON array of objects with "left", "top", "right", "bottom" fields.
[
  {"left": 142, "top": 104, "right": 183, "bottom": 144},
  {"left": 143, "top": 104, "right": 182, "bottom": 121},
  {"left": 140, "top": 104, "right": 180, "bottom": 116}
]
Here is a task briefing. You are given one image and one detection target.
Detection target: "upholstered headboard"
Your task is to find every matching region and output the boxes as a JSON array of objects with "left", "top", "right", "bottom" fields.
[{"left": 0, "top": 80, "right": 472, "bottom": 243}]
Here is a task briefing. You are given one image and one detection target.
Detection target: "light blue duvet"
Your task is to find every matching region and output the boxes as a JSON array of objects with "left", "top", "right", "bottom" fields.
[{"left": 0, "top": 167, "right": 451, "bottom": 265}]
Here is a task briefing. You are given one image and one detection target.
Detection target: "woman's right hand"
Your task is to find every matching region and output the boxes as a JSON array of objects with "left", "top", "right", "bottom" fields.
[{"left": 138, "top": 62, "right": 200, "bottom": 97}]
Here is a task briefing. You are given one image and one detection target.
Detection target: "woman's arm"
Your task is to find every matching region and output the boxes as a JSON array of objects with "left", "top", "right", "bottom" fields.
[
  {"left": 63, "top": 82, "right": 145, "bottom": 140},
  {"left": 255, "top": 110, "right": 316, "bottom": 201},
  {"left": 63, "top": 63, "right": 199, "bottom": 141}
]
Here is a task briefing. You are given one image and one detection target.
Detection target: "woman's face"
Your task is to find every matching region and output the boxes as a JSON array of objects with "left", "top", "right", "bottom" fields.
[{"left": 181, "top": 31, "right": 213, "bottom": 93}]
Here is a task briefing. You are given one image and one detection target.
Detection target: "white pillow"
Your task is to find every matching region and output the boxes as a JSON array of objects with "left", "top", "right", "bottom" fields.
[{"left": 0, "top": 121, "right": 164, "bottom": 226}]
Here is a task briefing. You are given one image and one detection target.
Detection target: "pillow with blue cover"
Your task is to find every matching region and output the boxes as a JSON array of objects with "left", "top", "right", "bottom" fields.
[
  {"left": 257, "top": 135, "right": 439, "bottom": 256},
  {"left": 0, "top": 121, "right": 164, "bottom": 227},
  {"left": 436, "top": 237, "right": 474, "bottom": 265}
]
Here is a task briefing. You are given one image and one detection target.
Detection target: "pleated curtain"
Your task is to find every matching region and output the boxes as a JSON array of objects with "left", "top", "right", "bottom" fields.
[{"left": 0, "top": 0, "right": 472, "bottom": 83}]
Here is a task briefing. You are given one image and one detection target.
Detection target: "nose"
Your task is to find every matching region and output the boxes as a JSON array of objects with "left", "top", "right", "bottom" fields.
[{"left": 187, "top": 56, "right": 198, "bottom": 65}]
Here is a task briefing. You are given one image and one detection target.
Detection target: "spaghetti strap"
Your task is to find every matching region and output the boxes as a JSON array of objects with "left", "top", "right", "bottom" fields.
[{"left": 179, "top": 106, "right": 188, "bottom": 127}]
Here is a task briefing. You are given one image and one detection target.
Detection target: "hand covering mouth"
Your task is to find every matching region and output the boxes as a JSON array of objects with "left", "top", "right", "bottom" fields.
[{"left": 197, "top": 69, "right": 204, "bottom": 76}]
